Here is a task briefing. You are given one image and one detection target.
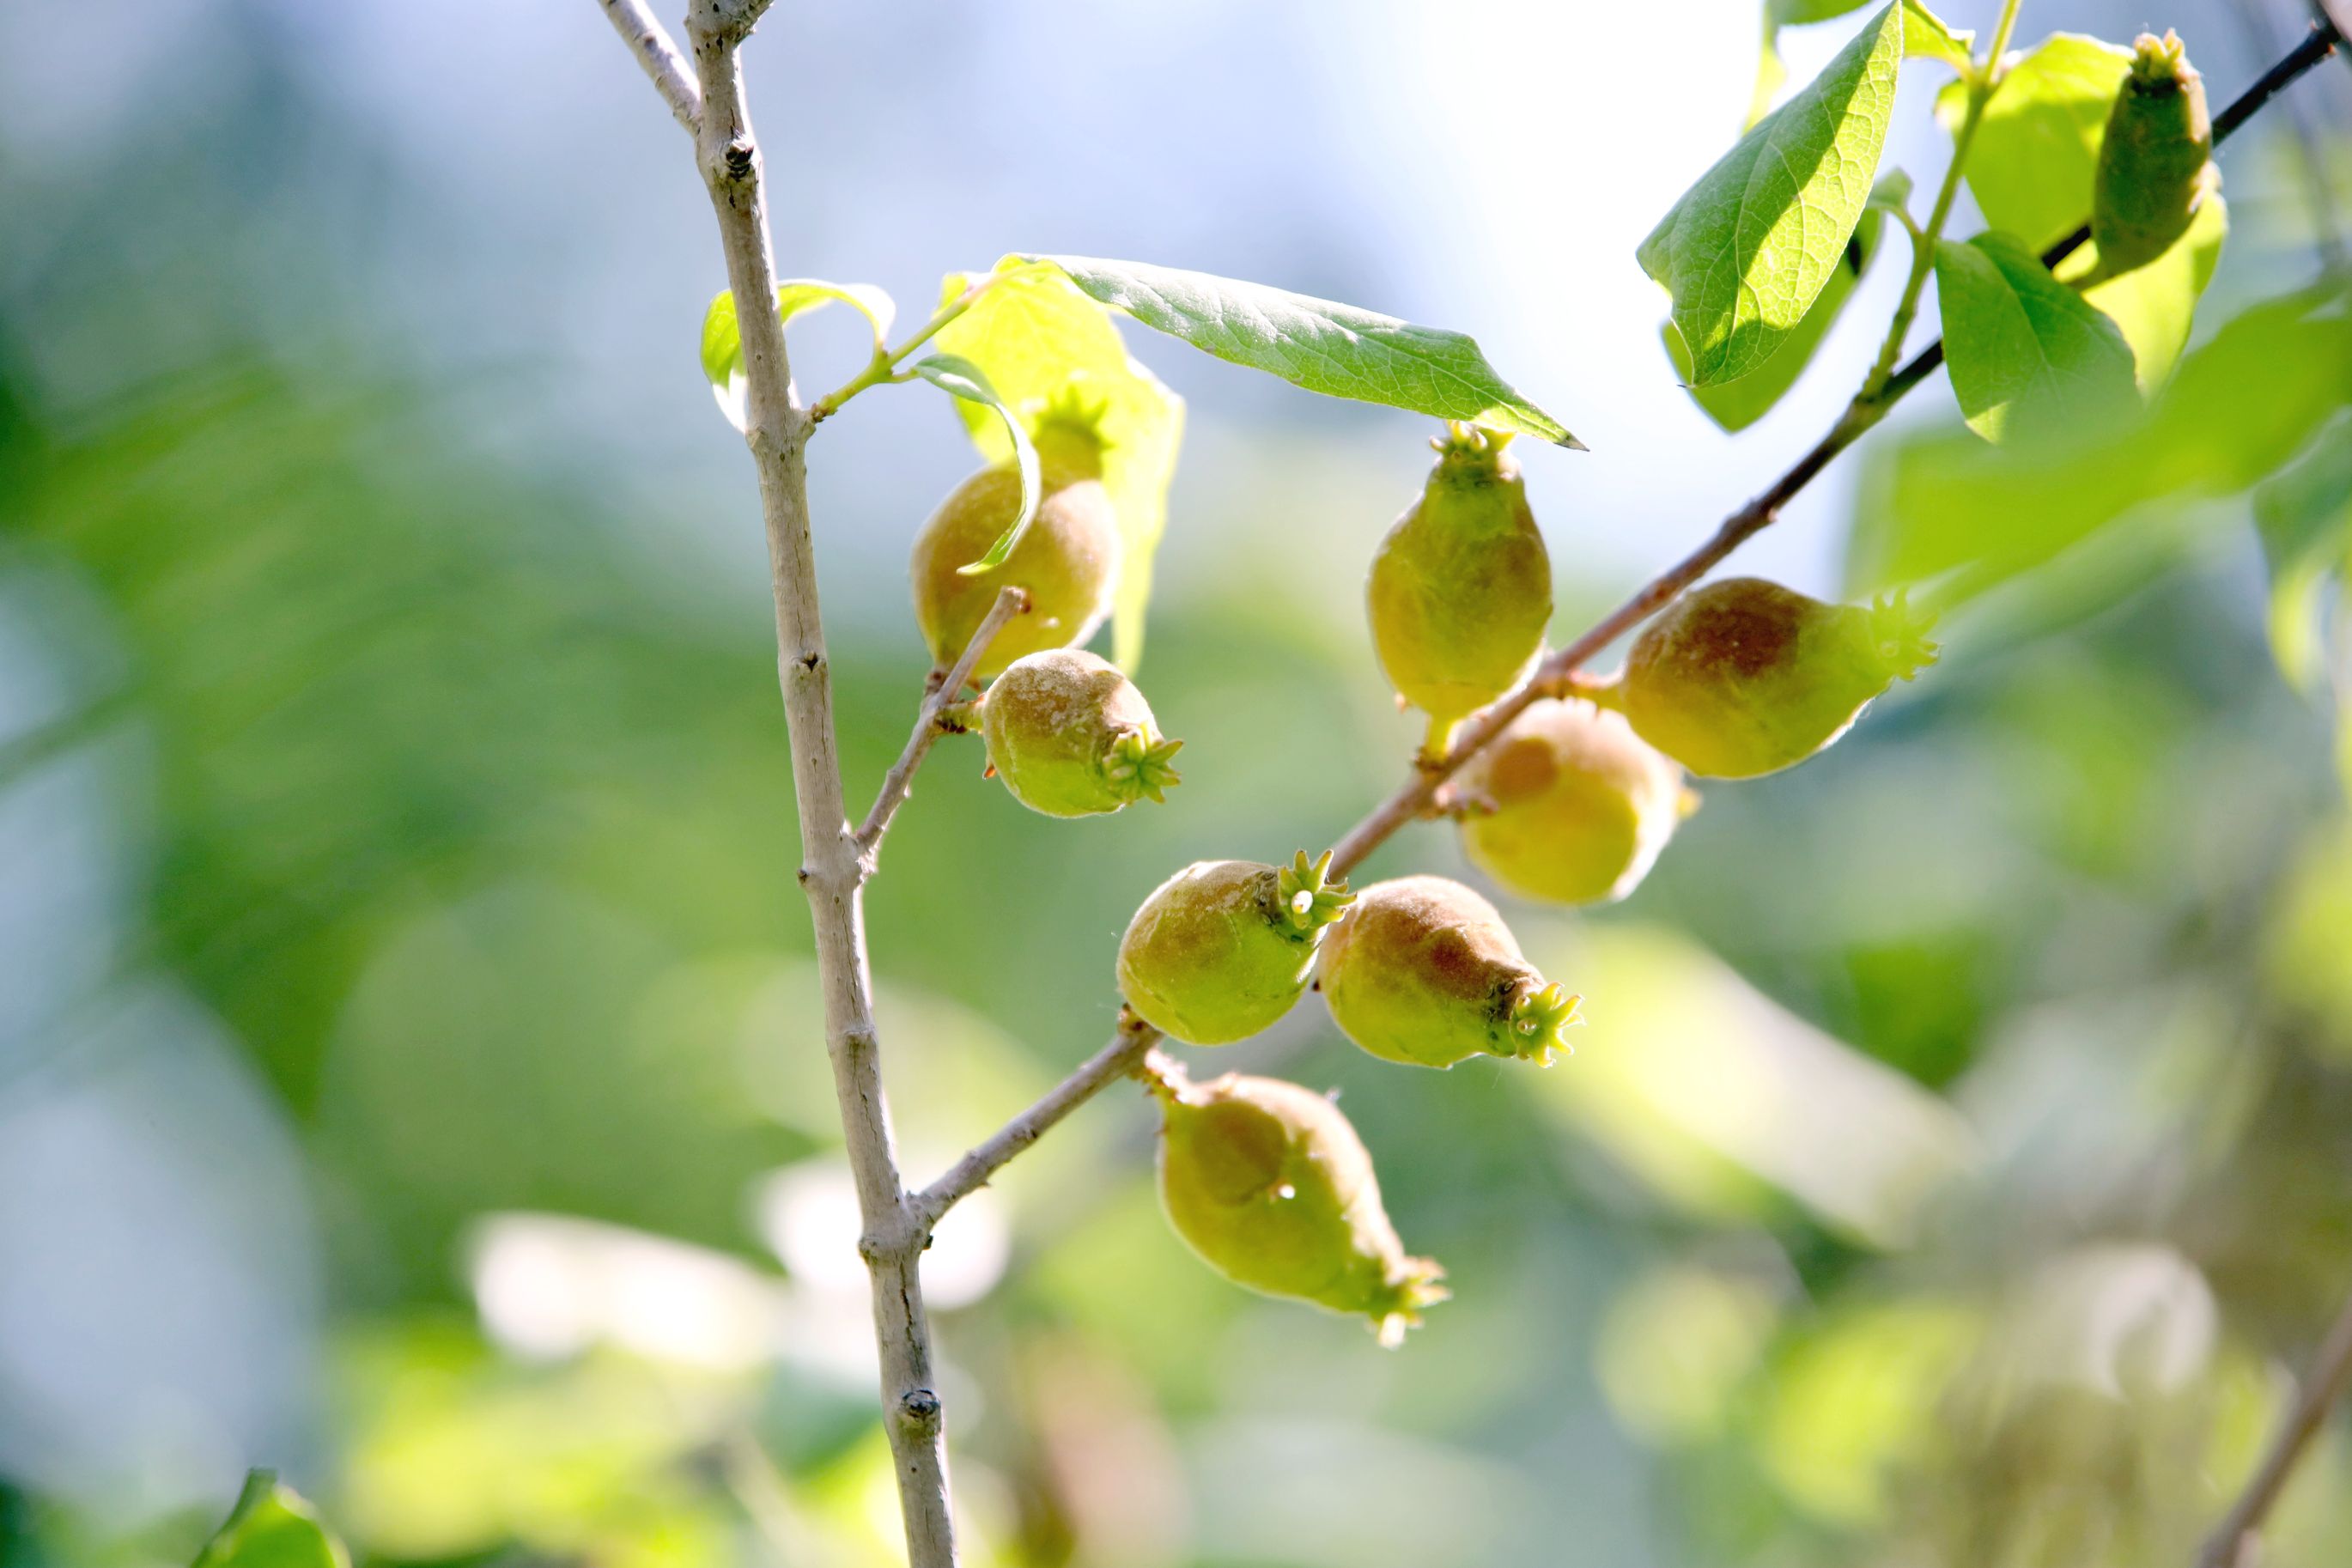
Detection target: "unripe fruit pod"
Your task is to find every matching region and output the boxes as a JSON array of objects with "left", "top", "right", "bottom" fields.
[
  {"left": 1621, "top": 577, "right": 1936, "bottom": 780},
  {"left": 1319, "top": 874, "right": 1580, "bottom": 1069},
  {"left": 980, "top": 649, "right": 1182, "bottom": 817},
  {"left": 910, "top": 419, "right": 1119, "bottom": 679},
  {"left": 1368, "top": 425, "right": 1553, "bottom": 755},
  {"left": 1118, "top": 851, "right": 1353, "bottom": 1045},
  {"left": 1457, "top": 698, "right": 1694, "bottom": 905},
  {"left": 1155, "top": 1067, "right": 1445, "bottom": 1346},
  {"left": 2092, "top": 32, "right": 2215, "bottom": 279}
]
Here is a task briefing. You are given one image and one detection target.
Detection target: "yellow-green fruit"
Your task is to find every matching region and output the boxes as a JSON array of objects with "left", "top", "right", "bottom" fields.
[
  {"left": 1368, "top": 426, "right": 1553, "bottom": 751},
  {"left": 1622, "top": 578, "right": 1937, "bottom": 780},
  {"left": 980, "top": 649, "right": 1182, "bottom": 818},
  {"left": 1156, "top": 1068, "right": 1446, "bottom": 1346},
  {"left": 1118, "top": 851, "right": 1353, "bottom": 1046},
  {"left": 1458, "top": 699, "right": 1692, "bottom": 905},
  {"left": 910, "top": 422, "right": 1119, "bottom": 679},
  {"left": 2092, "top": 32, "right": 2215, "bottom": 279},
  {"left": 1318, "top": 875, "right": 1579, "bottom": 1069}
]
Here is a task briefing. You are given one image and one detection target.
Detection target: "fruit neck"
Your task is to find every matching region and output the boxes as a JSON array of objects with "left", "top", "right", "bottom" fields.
[
  {"left": 1269, "top": 849, "right": 1354, "bottom": 941},
  {"left": 2128, "top": 30, "right": 2194, "bottom": 94},
  {"left": 1863, "top": 591, "right": 1940, "bottom": 684},
  {"left": 1033, "top": 401, "right": 1111, "bottom": 479},
  {"left": 1501, "top": 980, "right": 1581, "bottom": 1066},
  {"left": 1428, "top": 422, "right": 1520, "bottom": 493}
]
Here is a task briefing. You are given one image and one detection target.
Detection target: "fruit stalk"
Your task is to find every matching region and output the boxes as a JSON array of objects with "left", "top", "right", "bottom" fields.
[
  {"left": 857, "top": 584, "right": 1028, "bottom": 856},
  {"left": 671, "top": 10, "right": 957, "bottom": 1566}
]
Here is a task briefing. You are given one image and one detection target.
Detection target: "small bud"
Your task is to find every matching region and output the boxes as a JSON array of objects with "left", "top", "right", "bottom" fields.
[{"left": 1156, "top": 1067, "right": 1446, "bottom": 1346}]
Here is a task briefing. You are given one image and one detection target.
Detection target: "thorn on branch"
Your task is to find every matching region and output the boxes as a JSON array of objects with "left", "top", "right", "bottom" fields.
[
  {"left": 897, "top": 1389, "right": 943, "bottom": 1431},
  {"left": 722, "top": 137, "right": 756, "bottom": 179}
]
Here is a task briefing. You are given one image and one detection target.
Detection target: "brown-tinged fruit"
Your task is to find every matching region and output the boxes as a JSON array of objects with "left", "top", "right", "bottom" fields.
[
  {"left": 1118, "top": 851, "right": 1354, "bottom": 1045},
  {"left": 1621, "top": 577, "right": 1936, "bottom": 779},
  {"left": 1457, "top": 697, "right": 1693, "bottom": 905},
  {"left": 1318, "top": 874, "right": 1579, "bottom": 1069},
  {"left": 980, "top": 649, "right": 1181, "bottom": 817},
  {"left": 911, "top": 416, "right": 1119, "bottom": 678},
  {"left": 1154, "top": 1067, "right": 1446, "bottom": 1346}
]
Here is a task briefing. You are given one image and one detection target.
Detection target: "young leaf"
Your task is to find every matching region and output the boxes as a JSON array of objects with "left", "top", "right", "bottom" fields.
[
  {"left": 932, "top": 261, "right": 1184, "bottom": 668},
  {"left": 1937, "top": 34, "right": 2133, "bottom": 255},
  {"left": 699, "top": 280, "right": 897, "bottom": 431},
  {"left": 1644, "top": 2, "right": 1904, "bottom": 387},
  {"left": 2254, "top": 421, "right": 2352, "bottom": 692},
  {"left": 194, "top": 1471, "right": 349, "bottom": 1568},
  {"left": 1753, "top": 1, "right": 1968, "bottom": 127},
  {"left": 908, "top": 353, "right": 1042, "bottom": 574},
  {"left": 2063, "top": 193, "right": 2227, "bottom": 392},
  {"left": 1851, "top": 284, "right": 2352, "bottom": 597},
  {"left": 1668, "top": 173, "right": 1904, "bottom": 432},
  {"left": 1017, "top": 253, "right": 1577, "bottom": 448},
  {"left": 1934, "top": 232, "right": 2138, "bottom": 443}
]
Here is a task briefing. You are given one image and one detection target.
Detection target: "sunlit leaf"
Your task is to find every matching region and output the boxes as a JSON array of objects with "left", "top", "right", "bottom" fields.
[
  {"left": 699, "top": 280, "right": 896, "bottom": 431},
  {"left": 1851, "top": 284, "right": 2352, "bottom": 598},
  {"left": 1755, "top": 0, "right": 1969, "bottom": 126},
  {"left": 1019, "top": 253, "right": 1577, "bottom": 448},
  {"left": 906, "top": 353, "right": 1041, "bottom": 574},
  {"left": 1668, "top": 174, "right": 1904, "bottom": 431},
  {"left": 1939, "top": 34, "right": 2132, "bottom": 255},
  {"left": 195, "top": 1471, "right": 349, "bottom": 1568},
  {"left": 2063, "top": 193, "right": 2228, "bottom": 392},
  {"left": 933, "top": 261, "right": 1184, "bottom": 667},
  {"left": 2253, "top": 420, "right": 2352, "bottom": 692},
  {"left": 1644, "top": 3, "right": 1905, "bottom": 386},
  {"left": 1934, "top": 232, "right": 2137, "bottom": 442}
]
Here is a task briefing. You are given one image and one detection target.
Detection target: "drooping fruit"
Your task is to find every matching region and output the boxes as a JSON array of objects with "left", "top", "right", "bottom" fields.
[
  {"left": 1118, "top": 851, "right": 1353, "bottom": 1045},
  {"left": 1620, "top": 577, "right": 1936, "bottom": 780},
  {"left": 1318, "top": 874, "right": 1580, "bottom": 1069},
  {"left": 1368, "top": 425, "right": 1553, "bottom": 757},
  {"left": 1154, "top": 1066, "right": 1446, "bottom": 1346},
  {"left": 910, "top": 413, "right": 1120, "bottom": 679},
  {"left": 1456, "top": 698, "right": 1694, "bottom": 905},
  {"left": 979, "top": 649, "right": 1182, "bottom": 817},
  {"left": 2091, "top": 32, "right": 2215, "bottom": 280}
]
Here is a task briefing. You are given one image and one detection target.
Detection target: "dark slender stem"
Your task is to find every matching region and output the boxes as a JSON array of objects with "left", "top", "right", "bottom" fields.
[{"left": 2197, "top": 1285, "right": 2352, "bottom": 1568}]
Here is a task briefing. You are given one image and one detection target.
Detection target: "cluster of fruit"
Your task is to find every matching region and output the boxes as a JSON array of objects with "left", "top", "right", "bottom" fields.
[{"left": 912, "top": 382, "right": 1938, "bottom": 1344}]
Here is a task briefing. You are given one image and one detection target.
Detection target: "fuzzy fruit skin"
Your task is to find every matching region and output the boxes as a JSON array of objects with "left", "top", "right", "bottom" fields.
[
  {"left": 1157, "top": 1070, "right": 1445, "bottom": 1346},
  {"left": 1118, "top": 854, "right": 1350, "bottom": 1045},
  {"left": 1368, "top": 428, "right": 1553, "bottom": 744},
  {"left": 1458, "top": 699, "right": 1690, "bottom": 905},
  {"left": 910, "top": 424, "right": 1119, "bottom": 679},
  {"left": 2092, "top": 32, "right": 2214, "bottom": 278},
  {"left": 1319, "top": 875, "right": 1578, "bottom": 1069},
  {"left": 980, "top": 649, "right": 1180, "bottom": 817},
  {"left": 1621, "top": 578, "right": 1936, "bottom": 780}
]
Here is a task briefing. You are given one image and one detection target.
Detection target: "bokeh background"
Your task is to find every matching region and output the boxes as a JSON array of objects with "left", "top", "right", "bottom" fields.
[{"left": 5, "top": 1, "right": 2352, "bottom": 1565}]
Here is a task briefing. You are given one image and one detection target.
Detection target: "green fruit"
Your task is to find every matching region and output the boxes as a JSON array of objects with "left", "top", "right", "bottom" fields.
[
  {"left": 1457, "top": 698, "right": 1693, "bottom": 905},
  {"left": 910, "top": 419, "right": 1119, "bottom": 679},
  {"left": 2092, "top": 32, "right": 2215, "bottom": 279},
  {"left": 1155, "top": 1067, "right": 1446, "bottom": 1346},
  {"left": 1318, "top": 875, "right": 1579, "bottom": 1069},
  {"left": 1368, "top": 425, "right": 1553, "bottom": 755},
  {"left": 979, "top": 649, "right": 1182, "bottom": 817},
  {"left": 1118, "top": 851, "right": 1353, "bottom": 1045},
  {"left": 1621, "top": 578, "right": 1936, "bottom": 780}
]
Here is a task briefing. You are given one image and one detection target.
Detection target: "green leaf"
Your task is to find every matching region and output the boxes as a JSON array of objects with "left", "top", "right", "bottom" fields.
[
  {"left": 1850, "top": 284, "right": 2352, "bottom": 598},
  {"left": 933, "top": 261, "right": 1185, "bottom": 667},
  {"left": 1753, "top": 1, "right": 1966, "bottom": 129},
  {"left": 2254, "top": 419, "right": 2352, "bottom": 692},
  {"left": 698, "top": 280, "right": 896, "bottom": 432},
  {"left": 1018, "top": 253, "right": 1577, "bottom": 448},
  {"left": 908, "top": 353, "right": 1042, "bottom": 574},
  {"left": 1933, "top": 232, "right": 2138, "bottom": 443},
  {"left": 1897, "top": 1, "right": 1973, "bottom": 70},
  {"left": 1669, "top": 173, "right": 1903, "bottom": 432},
  {"left": 1938, "top": 34, "right": 2133, "bottom": 256},
  {"left": 194, "top": 1471, "right": 349, "bottom": 1568},
  {"left": 1644, "top": 2, "right": 1905, "bottom": 387},
  {"left": 2063, "top": 193, "right": 2228, "bottom": 392}
]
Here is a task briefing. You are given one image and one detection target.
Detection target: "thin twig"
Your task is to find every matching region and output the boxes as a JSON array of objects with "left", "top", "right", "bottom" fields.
[
  {"left": 596, "top": 0, "right": 700, "bottom": 134},
  {"left": 2197, "top": 1286, "right": 2352, "bottom": 1568},
  {"left": 913, "top": 1011, "right": 1161, "bottom": 1228},
  {"left": 911, "top": 26, "right": 2347, "bottom": 1230},
  {"left": 856, "top": 586, "right": 1026, "bottom": 855},
  {"left": 2234, "top": 0, "right": 2349, "bottom": 273}
]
